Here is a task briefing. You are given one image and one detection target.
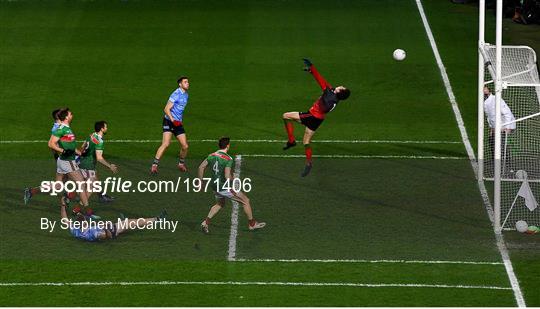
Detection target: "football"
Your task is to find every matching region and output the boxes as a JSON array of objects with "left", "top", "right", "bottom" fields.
[
  {"left": 393, "top": 49, "right": 406, "bottom": 61},
  {"left": 516, "top": 220, "right": 528, "bottom": 233}
]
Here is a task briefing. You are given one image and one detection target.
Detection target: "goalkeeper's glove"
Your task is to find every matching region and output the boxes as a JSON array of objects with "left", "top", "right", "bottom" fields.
[
  {"left": 303, "top": 58, "right": 313, "bottom": 71},
  {"left": 172, "top": 120, "right": 183, "bottom": 127},
  {"left": 62, "top": 149, "right": 75, "bottom": 156}
]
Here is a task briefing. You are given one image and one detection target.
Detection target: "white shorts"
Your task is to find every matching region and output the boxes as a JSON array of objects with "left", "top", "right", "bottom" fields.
[
  {"left": 80, "top": 169, "right": 96, "bottom": 180},
  {"left": 56, "top": 158, "right": 79, "bottom": 174},
  {"left": 214, "top": 190, "right": 241, "bottom": 203}
]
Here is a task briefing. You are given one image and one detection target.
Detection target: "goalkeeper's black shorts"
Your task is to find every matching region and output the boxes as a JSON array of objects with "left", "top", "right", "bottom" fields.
[{"left": 300, "top": 111, "right": 324, "bottom": 131}]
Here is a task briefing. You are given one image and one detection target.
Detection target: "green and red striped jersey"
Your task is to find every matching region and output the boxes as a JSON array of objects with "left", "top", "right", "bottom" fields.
[
  {"left": 206, "top": 150, "right": 234, "bottom": 191},
  {"left": 52, "top": 124, "right": 77, "bottom": 160},
  {"left": 79, "top": 132, "right": 104, "bottom": 170}
]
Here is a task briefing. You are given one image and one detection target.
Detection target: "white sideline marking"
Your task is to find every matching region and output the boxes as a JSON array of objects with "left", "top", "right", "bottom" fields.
[
  {"left": 227, "top": 155, "right": 241, "bottom": 261},
  {"left": 0, "top": 139, "right": 461, "bottom": 144},
  {"left": 0, "top": 280, "right": 511, "bottom": 290},
  {"left": 235, "top": 258, "right": 503, "bottom": 266},
  {"left": 242, "top": 154, "right": 465, "bottom": 159},
  {"left": 416, "top": 1, "right": 526, "bottom": 306}
]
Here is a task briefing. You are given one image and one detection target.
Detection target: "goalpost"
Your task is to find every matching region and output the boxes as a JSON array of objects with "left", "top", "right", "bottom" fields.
[{"left": 478, "top": 0, "right": 540, "bottom": 232}]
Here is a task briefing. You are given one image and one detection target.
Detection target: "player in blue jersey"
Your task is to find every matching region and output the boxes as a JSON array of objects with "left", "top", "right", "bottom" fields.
[
  {"left": 51, "top": 109, "right": 61, "bottom": 134},
  {"left": 150, "top": 76, "right": 190, "bottom": 174},
  {"left": 49, "top": 108, "right": 62, "bottom": 162},
  {"left": 60, "top": 204, "right": 168, "bottom": 242}
]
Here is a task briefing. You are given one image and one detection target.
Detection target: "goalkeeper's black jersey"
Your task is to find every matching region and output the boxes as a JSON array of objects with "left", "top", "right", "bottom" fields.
[{"left": 310, "top": 87, "right": 339, "bottom": 118}]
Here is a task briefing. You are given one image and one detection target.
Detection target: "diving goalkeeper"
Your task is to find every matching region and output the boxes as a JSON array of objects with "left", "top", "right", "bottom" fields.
[{"left": 282, "top": 58, "right": 351, "bottom": 177}]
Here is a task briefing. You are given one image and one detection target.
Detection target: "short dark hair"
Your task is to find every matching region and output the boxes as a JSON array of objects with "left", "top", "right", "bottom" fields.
[
  {"left": 177, "top": 76, "right": 188, "bottom": 84},
  {"left": 336, "top": 88, "right": 350, "bottom": 101},
  {"left": 94, "top": 121, "right": 107, "bottom": 132},
  {"left": 52, "top": 109, "right": 61, "bottom": 120},
  {"left": 218, "top": 137, "right": 230, "bottom": 149},
  {"left": 57, "top": 108, "right": 70, "bottom": 121}
]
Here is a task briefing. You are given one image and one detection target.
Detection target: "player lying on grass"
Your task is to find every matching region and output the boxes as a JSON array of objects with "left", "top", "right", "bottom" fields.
[
  {"left": 24, "top": 108, "right": 75, "bottom": 205},
  {"left": 282, "top": 58, "right": 350, "bottom": 177},
  {"left": 79, "top": 120, "right": 118, "bottom": 203},
  {"left": 151, "top": 76, "right": 190, "bottom": 175},
  {"left": 47, "top": 108, "right": 95, "bottom": 217},
  {"left": 198, "top": 137, "right": 265, "bottom": 233},
  {"left": 61, "top": 204, "right": 167, "bottom": 242}
]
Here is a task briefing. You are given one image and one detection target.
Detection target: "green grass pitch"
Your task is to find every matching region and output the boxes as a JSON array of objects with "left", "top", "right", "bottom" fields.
[{"left": 1, "top": 0, "right": 539, "bottom": 306}]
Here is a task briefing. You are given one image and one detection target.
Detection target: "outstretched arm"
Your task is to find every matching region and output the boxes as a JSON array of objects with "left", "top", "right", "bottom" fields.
[
  {"left": 310, "top": 65, "right": 332, "bottom": 90},
  {"left": 96, "top": 150, "right": 118, "bottom": 173},
  {"left": 304, "top": 59, "right": 332, "bottom": 90}
]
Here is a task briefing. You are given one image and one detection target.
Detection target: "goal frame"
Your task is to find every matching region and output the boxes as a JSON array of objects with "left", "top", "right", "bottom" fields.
[
  {"left": 477, "top": 0, "right": 505, "bottom": 233},
  {"left": 477, "top": 0, "right": 540, "bottom": 233}
]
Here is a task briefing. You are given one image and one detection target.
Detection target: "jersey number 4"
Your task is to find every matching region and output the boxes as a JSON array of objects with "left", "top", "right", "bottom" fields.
[{"left": 212, "top": 161, "right": 220, "bottom": 175}]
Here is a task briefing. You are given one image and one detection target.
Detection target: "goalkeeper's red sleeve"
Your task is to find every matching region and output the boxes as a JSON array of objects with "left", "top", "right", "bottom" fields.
[{"left": 310, "top": 65, "right": 332, "bottom": 90}]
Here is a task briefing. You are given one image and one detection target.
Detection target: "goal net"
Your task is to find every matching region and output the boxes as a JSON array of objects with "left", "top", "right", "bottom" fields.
[{"left": 480, "top": 44, "right": 540, "bottom": 230}]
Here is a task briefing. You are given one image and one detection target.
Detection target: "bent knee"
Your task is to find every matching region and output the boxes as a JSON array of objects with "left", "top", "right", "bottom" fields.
[{"left": 283, "top": 112, "right": 296, "bottom": 120}]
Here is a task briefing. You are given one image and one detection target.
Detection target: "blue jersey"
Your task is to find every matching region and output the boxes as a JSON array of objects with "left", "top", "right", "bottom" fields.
[
  {"left": 165, "top": 88, "right": 189, "bottom": 121},
  {"left": 51, "top": 122, "right": 60, "bottom": 134},
  {"left": 70, "top": 227, "right": 103, "bottom": 242}
]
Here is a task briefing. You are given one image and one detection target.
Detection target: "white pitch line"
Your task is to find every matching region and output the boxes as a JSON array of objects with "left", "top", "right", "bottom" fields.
[
  {"left": 416, "top": 1, "right": 525, "bottom": 307},
  {"left": 227, "top": 155, "right": 242, "bottom": 262},
  {"left": 234, "top": 258, "right": 503, "bottom": 266},
  {"left": 0, "top": 139, "right": 461, "bottom": 144},
  {"left": 241, "top": 154, "right": 466, "bottom": 159},
  {"left": 0, "top": 138, "right": 465, "bottom": 159},
  {"left": 0, "top": 280, "right": 511, "bottom": 290}
]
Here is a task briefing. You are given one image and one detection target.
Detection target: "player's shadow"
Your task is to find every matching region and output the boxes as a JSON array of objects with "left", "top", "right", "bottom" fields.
[
  {"left": 244, "top": 162, "right": 485, "bottom": 228},
  {"left": 1, "top": 188, "right": 59, "bottom": 215},
  {"left": 392, "top": 143, "right": 466, "bottom": 157},
  {"left": 324, "top": 183, "right": 483, "bottom": 228},
  {"left": 388, "top": 157, "right": 475, "bottom": 181}
]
